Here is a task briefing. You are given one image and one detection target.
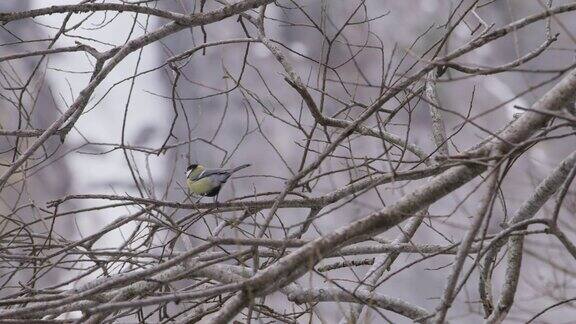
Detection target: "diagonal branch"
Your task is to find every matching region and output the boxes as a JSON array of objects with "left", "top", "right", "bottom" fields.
[
  {"left": 0, "top": 0, "right": 275, "bottom": 192},
  {"left": 207, "top": 64, "right": 576, "bottom": 321}
]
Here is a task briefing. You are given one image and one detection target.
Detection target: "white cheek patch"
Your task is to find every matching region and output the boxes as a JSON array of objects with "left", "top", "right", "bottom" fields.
[{"left": 186, "top": 169, "right": 192, "bottom": 178}]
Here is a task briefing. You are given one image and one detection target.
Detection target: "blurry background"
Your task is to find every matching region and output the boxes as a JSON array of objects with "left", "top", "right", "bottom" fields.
[{"left": 1, "top": 0, "right": 575, "bottom": 322}]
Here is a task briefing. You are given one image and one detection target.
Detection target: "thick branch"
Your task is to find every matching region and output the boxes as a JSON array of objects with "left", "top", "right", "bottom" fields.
[{"left": 208, "top": 65, "right": 576, "bottom": 320}]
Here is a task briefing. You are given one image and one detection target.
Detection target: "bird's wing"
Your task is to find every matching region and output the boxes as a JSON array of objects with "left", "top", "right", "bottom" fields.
[{"left": 193, "top": 168, "right": 230, "bottom": 182}]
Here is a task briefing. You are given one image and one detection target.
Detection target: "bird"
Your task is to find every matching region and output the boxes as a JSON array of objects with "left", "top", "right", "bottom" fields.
[{"left": 186, "top": 163, "right": 251, "bottom": 198}]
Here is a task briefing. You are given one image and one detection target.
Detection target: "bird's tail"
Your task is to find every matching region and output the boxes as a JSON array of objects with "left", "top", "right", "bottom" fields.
[{"left": 228, "top": 164, "right": 251, "bottom": 173}]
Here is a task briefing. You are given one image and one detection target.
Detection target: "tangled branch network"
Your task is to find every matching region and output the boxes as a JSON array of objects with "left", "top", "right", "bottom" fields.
[{"left": 0, "top": 1, "right": 575, "bottom": 323}]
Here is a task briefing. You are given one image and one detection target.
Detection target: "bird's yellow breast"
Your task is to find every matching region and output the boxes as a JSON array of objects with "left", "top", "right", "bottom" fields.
[{"left": 187, "top": 177, "right": 214, "bottom": 195}]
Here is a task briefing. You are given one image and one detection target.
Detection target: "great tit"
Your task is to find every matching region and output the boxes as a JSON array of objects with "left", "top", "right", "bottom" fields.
[{"left": 186, "top": 163, "right": 250, "bottom": 197}]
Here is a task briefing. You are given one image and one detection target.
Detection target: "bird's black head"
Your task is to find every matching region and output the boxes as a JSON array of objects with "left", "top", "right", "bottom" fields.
[{"left": 187, "top": 164, "right": 198, "bottom": 171}]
